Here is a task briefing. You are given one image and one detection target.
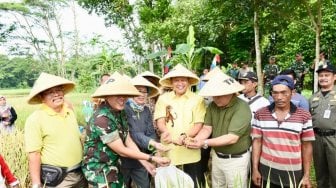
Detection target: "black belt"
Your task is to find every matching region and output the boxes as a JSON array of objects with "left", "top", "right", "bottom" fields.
[
  {"left": 215, "top": 150, "right": 248, "bottom": 159},
  {"left": 314, "top": 128, "right": 336, "bottom": 136}
]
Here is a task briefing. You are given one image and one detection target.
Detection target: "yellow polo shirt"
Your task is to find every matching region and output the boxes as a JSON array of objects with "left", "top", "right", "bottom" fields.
[
  {"left": 24, "top": 104, "right": 82, "bottom": 167},
  {"left": 154, "top": 90, "right": 206, "bottom": 165}
]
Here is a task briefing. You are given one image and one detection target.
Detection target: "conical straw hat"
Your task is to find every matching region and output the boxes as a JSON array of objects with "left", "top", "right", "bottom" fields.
[
  {"left": 202, "top": 67, "right": 223, "bottom": 81},
  {"left": 139, "top": 71, "right": 161, "bottom": 87},
  {"left": 27, "top": 72, "right": 75, "bottom": 104},
  {"left": 199, "top": 72, "right": 245, "bottom": 96},
  {"left": 131, "top": 75, "right": 160, "bottom": 98},
  {"left": 159, "top": 64, "right": 199, "bottom": 87},
  {"left": 92, "top": 71, "right": 141, "bottom": 98}
]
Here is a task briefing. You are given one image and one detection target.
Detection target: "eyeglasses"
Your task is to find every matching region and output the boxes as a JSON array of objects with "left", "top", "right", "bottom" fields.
[
  {"left": 42, "top": 87, "right": 64, "bottom": 96},
  {"left": 138, "top": 90, "right": 148, "bottom": 94}
]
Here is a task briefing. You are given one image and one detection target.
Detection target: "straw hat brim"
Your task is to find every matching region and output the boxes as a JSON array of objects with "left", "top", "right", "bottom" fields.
[
  {"left": 199, "top": 73, "right": 245, "bottom": 96},
  {"left": 131, "top": 75, "right": 160, "bottom": 98},
  {"left": 159, "top": 64, "right": 199, "bottom": 87},
  {"left": 27, "top": 72, "right": 75, "bottom": 104},
  {"left": 139, "top": 71, "right": 161, "bottom": 87},
  {"left": 92, "top": 72, "right": 141, "bottom": 98}
]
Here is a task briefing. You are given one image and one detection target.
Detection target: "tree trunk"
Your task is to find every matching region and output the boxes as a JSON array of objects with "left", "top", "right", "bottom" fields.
[
  {"left": 313, "top": 0, "right": 322, "bottom": 93},
  {"left": 254, "top": 9, "right": 263, "bottom": 94},
  {"left": 71, "top": 0, "right": 80, "bottom": 80}
]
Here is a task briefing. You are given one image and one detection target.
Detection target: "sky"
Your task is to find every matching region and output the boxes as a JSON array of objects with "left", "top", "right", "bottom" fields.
[{"left": 0, "top": 0, "right": 133, "bottom": 60}]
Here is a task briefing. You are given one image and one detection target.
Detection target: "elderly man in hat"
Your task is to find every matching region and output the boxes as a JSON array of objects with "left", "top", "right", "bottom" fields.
[
  {"left": 309, "top": 64, "right": 336, "bottom": 188},
  {"left": 187, "top": 72, "right": 252, "bottom": 188},
  {"left": 252, "top": 75, "right": 315, "bottom": 188},
  {"left": 154, "top": 64, "right": 207, "bottom": 187},
  {"left": 24, "top": 72, "right": 87, "bottom": 188},
  {"left": 82, "top": 72, "right": 170, "bottom": 188}
]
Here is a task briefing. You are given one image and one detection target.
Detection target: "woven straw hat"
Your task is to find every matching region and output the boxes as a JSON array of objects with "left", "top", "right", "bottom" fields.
[
  {"left": 131, "top": 75, "right": 160, "bottom": 98},
  {"left": 139, "top": 71, "right": 161, "bottom": 87},
  {"left": 199, "top": 72, "right": 245, "bottom": 96},
  {"left": 202, "top": 67, "right": 223, "bottom": 81},
  {"left": 92, "top": 71, "right": 141, "bottom": 98},
  {"left": 27, "top": 72, "right": 75, "bottom": 104},
  {"left": 159, "top": 64, "right": 199, "bottom": 87}
]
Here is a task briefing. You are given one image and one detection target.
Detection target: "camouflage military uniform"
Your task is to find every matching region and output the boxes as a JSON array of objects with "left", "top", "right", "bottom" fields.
[
  {"left": 290, "top": 60, "right": 308, "bottom": 93},
  {"left": 263, "top": 64, "right": 280, "bottom": 96},
  {"left": 82, "top": 103, "right": 128, "bottom": 188},
  {"left": 226, "top": 67, "right": 240, "bottom": 80}
]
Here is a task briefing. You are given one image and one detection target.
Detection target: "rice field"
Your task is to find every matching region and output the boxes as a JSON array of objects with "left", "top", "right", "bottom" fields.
[{"left": 1, "top": 89, "right": 91, "bottom": 187}]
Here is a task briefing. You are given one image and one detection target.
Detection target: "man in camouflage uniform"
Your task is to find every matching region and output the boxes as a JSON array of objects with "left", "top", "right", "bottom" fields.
[
  {"left": 263, "top": 56, "right": 280, "bottom": 96},
  {"left": 290, "top": 53, "right": 308, "bottom": 93},
  {"left": 82, "top": 103, "right": 128, "bottom": 188},
  {"left": 226, "top": 62, "right": 240, "bottom": 80}
]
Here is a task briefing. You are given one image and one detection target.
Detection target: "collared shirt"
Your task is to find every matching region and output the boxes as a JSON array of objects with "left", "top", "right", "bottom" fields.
[
  {"left": 154, "top": 89, "right": 206, "bottom": 165},
  {"left": 251, "top": 103, "right": 315, "bottom": 186},
  {"left": 24, "top": 104, "right": 82, "bottom": 167},
  {"left": 309, "top": 86, "right": 336, "bottom": 129},
  {"left": 238, "top": 93, "right": 270, "bottom": 122},
  {"left": 204, "top": 96, "right": 252, "bottom": 154}
]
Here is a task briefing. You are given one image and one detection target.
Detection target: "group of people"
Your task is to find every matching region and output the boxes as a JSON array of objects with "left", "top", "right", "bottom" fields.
[{"left": 0, "top": 56, "right": 335, "bottom": 188}]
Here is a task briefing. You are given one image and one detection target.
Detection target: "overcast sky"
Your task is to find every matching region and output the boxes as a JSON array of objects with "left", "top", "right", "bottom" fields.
[{"left": 0, "top": 0, "right": 133, "bottom": 60}]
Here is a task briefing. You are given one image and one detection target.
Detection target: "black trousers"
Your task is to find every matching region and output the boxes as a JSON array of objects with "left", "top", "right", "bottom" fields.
[{"left": 182, "top": 148, "right": 210, "bottom": 188}]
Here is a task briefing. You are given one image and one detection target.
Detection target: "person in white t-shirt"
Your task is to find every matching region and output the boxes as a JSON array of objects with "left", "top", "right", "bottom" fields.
[{"left": 238, "top": 71, "right": 270, "bottom": 121}]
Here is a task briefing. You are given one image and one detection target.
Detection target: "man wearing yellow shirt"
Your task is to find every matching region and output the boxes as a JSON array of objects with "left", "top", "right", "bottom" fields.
[
  {"left": 154, "top": 64, "right": 206, "bottom": 187},
  {"left": 24, "top": 73, "right": 87, "bottom": 188}
]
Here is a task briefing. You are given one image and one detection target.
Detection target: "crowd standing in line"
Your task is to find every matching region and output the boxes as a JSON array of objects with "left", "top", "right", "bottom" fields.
[{"left": 0, "top": 51, "right": 331, "bottom": 188}]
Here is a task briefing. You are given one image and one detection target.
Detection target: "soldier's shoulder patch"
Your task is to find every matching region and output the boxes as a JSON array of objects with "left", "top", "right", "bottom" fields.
[{"left": 312, "top": 97, "right": 320, "bottom": 101}]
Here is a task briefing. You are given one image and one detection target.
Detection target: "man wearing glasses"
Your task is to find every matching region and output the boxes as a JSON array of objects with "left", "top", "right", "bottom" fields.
[
  {"left": 251, "top": 75, "right": 315, "bottom": 188},
  {"left": 25, "top": 73, "right": 87, "bottom": 188}
]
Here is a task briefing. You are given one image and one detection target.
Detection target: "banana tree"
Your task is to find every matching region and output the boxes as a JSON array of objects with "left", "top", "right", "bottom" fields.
[{"left": 147, "top": 25, "right": 223, "bottom": 70}]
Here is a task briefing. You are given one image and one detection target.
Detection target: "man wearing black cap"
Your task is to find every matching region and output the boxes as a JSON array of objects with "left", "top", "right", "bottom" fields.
[
  {"left": 238, "top": 71, "right": 270, "bottom": 119},
  {"left": 252, "top": 75, "right": 315, "bottom": 188},
  {"left": 309, "top": 64, "right": 336, "bottom": 188}
]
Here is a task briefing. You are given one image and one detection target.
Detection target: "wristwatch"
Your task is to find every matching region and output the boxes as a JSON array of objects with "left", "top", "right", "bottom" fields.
[
  {"left": 147, "top": 154, "right": 154, "bottom": 162},
  {"left": 202, "top": 139, "right": 209, "bottom": 149}
]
